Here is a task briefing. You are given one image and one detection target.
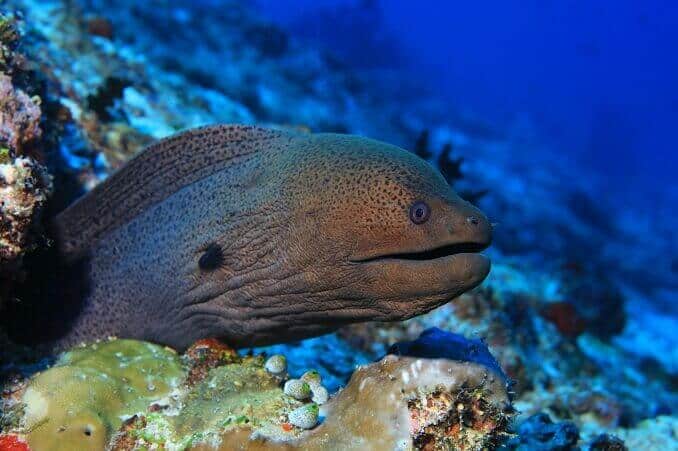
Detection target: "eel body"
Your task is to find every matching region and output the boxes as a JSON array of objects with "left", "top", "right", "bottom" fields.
[{"left": 51, "top": 125, "right": 492, "bottom": 351}]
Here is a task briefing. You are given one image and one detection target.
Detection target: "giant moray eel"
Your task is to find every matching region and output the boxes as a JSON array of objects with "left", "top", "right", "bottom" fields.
[{"left": 47, "top": 125, "right": 492, "bottom": 351}]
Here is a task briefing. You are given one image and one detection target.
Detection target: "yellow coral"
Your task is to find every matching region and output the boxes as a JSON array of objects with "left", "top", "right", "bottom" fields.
[{"left": 21, "top": 339, "right": 183, "bottom": 451}]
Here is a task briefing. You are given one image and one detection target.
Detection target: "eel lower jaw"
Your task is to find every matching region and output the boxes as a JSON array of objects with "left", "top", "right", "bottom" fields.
[
  {"left": 348, "top": 241, "right": 491, "bottom": 298},
  {"left": 360, "top": 252, "right": 491, "bottom": 278}
]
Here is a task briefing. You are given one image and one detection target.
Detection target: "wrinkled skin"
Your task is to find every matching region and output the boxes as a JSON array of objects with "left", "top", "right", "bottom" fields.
[{"left": 53, "top": 126, "right": 491, "bottom": 351}]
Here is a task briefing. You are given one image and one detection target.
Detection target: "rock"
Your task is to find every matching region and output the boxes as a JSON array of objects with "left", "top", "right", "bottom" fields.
[
  {"left": 310, "top": 353, "right": 513, "bottom": 450},
  {"left": 588, "top": 433, "right": 627, "bottom": 451},
  {"left": 0, "top": 156, "right": 52, "bottom": 273},
  {"left": 507, "top": 413, "right": 580, "bottom": 450}
]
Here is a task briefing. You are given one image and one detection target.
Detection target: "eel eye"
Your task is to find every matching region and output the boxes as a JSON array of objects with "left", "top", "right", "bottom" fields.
[
  {"left": 409, "top": 201, "right": 430, "bottom": 224},
  {"left": 199, "top": 243, "right": 223, "bottom": 271}
]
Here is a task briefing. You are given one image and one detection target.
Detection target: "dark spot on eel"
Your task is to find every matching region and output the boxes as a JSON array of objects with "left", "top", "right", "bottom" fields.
[{"left": 199, "top": 243, "right": 224, "bottom": 271}]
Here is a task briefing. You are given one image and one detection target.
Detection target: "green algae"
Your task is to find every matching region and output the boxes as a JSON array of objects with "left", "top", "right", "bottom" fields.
[
  {"left": 103, "top": 350, "right": 310, "bottom": 449},
  {"left": 170, "top": 355, "right": 304, "bottom": 444},
  {"left": 0, "top": 147, "right": 10, "bottom": 164},
  {"left": 21, "top": 339, "right": 183, "bottom": 451},
  {"left": 0, "top": 13, "right": 19, "bottom": 48}
]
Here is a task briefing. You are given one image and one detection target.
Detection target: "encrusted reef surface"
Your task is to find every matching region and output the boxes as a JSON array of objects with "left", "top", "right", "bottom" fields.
[
  {"left": 0, "top": 12, "right": 53, "bottom": 310},
  {"left": 0, "top": 0, "right": 676, "bottom": 450},
  {"left": 1, "top": 332, "right": 514, "bottom": 450}
]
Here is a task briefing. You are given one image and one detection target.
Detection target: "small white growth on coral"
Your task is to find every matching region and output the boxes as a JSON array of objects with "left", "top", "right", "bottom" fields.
[
  {"left": 310, "top": 385, "right": 328, "bottom": 405},
  {"left": 358, "top": 377, "right": 369, "bottom": 392},
  {"left": 288, "top": 403, "right": 319, "bottom": 430},
  {"left": 283, "top": 379, "right": 311, "bottom": 401},
  {"left": 300, "top": 370, "right": 322, "bottom": 387},
  {"left": 20, "top": 387, "right": 48, "bottom": 429},
  {"left": 264, "top": 354, "right": 287, "bottom": 375}
]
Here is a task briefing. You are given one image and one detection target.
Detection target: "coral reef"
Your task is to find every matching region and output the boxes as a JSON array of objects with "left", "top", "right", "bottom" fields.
[
  {"left": 0, "top": 13, "right": 22, "bottom": 73},
  {"left": 0, "top": 155, "right": 52, "bottom": 271},
  {"left": 0, "top": 12, "right": 52, "bottom": 312},
  {"left": 313, "top": 353, "right": 512, "bottom": 450},
  {"left": 609, "top": 415, "right": 678, "bottom": 450},
  {"left": 504, "top": 413, "right": 579, "bottom": 450},
  {"left": 588, "top": 434, "right": 627, "bottom": 451},
  {"left": 557, "top": 268, "right": 626, "bottom": 339},
  {"left": 0, "top": 73, "right": 41, "bottom": 154},
  {"left": 1, "top": 331, "right": 513, "bottom": 450},
  {"left": 338, "top": 260, "right": 677, "bottom": 446}
]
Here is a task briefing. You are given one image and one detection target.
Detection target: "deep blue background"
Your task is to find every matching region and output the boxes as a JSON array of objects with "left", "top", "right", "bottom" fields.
[{"left": 256, "top": 0, "right": 677, "bottom": 206}]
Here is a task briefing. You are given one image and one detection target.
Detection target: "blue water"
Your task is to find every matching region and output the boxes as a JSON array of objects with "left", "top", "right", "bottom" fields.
[{"left": 258, "top": 0, "right": 678, "bottom": 206}]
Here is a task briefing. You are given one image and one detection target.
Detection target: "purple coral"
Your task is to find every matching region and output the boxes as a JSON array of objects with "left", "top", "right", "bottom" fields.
[
  {"left": 0, "top": 37, "right": 52, "bottom": 309},
  {"left": 0, "top": 74, "right": 42, "bottom": 155}
]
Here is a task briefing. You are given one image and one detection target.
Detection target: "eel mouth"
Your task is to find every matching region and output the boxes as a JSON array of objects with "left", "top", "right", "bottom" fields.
[{"left": 350, "top": 241, "right": 489, "bottom": 263}]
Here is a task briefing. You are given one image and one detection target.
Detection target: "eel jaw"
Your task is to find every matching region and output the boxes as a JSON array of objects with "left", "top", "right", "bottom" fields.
[{"left": 349, "top": 240, "right": 491, "bottom": 309}]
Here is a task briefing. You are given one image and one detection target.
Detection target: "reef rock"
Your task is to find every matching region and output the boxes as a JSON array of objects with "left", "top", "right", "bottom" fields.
[
  {"left": 300, "top": 352, "right": 512, "bottom": 450},
  {"left": 0, "top": 155, "right": 52, "bottom": 270},
  {"left": 505, "top": 413, "right": 580, "bottom": 450},
  {"left": 0, "top": 330, "right": 513, "bottom": 450},
  {"left": 0, "top": 13, "right": 52, "bottom": 312}
]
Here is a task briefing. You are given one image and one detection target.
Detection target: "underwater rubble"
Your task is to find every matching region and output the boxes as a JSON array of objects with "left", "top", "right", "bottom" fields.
[{"left": 0, "top": 0, "right": 675, "bottom": 450}]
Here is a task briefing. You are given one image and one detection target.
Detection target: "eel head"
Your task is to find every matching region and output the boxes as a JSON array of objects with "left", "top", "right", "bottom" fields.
[{"left": 279, "top": 133, "right": 492, "bottom": 330}]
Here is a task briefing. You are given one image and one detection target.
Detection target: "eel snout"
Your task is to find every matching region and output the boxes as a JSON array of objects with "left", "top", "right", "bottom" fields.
[{"left": 351, "top": 200, "right": 492, "bottom": 309}]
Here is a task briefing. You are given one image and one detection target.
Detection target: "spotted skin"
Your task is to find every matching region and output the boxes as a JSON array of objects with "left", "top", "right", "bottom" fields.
[{"left": 53, "top": 125, "right": 492, "bottom": 351}]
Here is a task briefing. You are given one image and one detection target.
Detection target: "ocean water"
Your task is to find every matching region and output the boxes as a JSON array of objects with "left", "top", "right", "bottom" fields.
[
  {"left": 0, "top": 0, "right": 676, "bottom": 449},
  {"left": 259, "top": 0, "right": 678, "bottom": 198}
]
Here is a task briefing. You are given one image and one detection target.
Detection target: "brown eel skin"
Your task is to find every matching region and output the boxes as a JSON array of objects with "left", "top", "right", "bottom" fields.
[{"left": 48, "top": 124, "right": 492, "bottom": 351}]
